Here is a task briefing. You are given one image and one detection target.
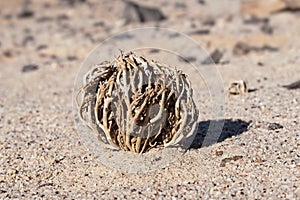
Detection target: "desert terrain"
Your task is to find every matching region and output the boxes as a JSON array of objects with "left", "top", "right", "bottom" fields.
[{"left": 0, "top": 0, "right": 299, "bottom": 199}]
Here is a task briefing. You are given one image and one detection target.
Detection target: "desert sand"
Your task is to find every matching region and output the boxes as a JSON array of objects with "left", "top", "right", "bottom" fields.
[{"left": 0, "top": 0, "right": 299, "bottom": 199}]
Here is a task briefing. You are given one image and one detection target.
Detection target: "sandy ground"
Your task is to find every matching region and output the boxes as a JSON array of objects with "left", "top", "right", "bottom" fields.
[{"left": 0, "top": 0, "right": 299, "bottom": 199}]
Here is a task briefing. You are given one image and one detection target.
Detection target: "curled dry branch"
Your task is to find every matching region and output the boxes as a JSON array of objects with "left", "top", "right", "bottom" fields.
[{"left": 77, "top": 52, "right": 198, "bottom": 153}]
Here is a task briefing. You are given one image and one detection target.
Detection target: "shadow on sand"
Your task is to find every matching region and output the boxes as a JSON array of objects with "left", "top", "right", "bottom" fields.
[{"left": 189, "top": 119, "right": 250, "bottom": 149}]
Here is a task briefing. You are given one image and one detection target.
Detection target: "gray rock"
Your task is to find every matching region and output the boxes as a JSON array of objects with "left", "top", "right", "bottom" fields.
[
  {"left": 283, "top": 80, "right": 300, "bottom": 90},
  {"left": 22, "top": 64, "right": 39, "bottom": 73},
  {"left": 201, "top": 49, "right": 223, "bottom": 65},
  {"left": 122, "top": 0, "right": 166, "bottom": 23}
]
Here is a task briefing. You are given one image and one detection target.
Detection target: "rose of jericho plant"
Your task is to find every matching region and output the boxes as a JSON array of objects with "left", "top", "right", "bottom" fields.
[{"left": 76, "top": 52, "right": 198, "bottom": 153}]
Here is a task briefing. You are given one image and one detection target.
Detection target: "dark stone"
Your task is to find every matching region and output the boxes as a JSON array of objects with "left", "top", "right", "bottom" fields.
[
  {"left": 261, "top": 23, "right": 273, "bottom": 34},
  {"left": 267, "top": 123, "right": 283, "bottom": 130},
  {"left": 57, "top": 14, "right": 69, "bottom": 21},
  {"left": 67, "top": 55, "right": 78, "bottom": 61},
  {"left": 149, "top": 49, "right": 160, "bottom": 54},
  {"left": 18, "top": 0, "right": 34, "bottom": 19},
  {"left": 203, "top": 19, "right": 215, "bottom": 26},
  {"left": 233, "top": 42, "right": 252, "bottom": 56},
  {"left": 168, "top": 32, "right": 180, "bottom": 38},
  {"left": 36, "top": 44, "right": 48, "bottom": 51},
  {"left": 201, "top": 49, "right": 223, "bottom": 65},
  {"left": 233, "top": 42, "right": 278, "bottom": 56},
  {"left": 248, "top": 88, "right": 258, "bottom": 93},
  {"left": 37, "top": 183, "right": 54, "bottom": 188},
  {"left": 22, "top": 64, "right": 39, "bottom": 73},
  {"left": 189, "top": 29, "right": 210, "bottom": 35},
  {"left": 257, "top": 62, "right": 264, "bottom": 66},
  {"left": 261, "top": 45, "right": 279, "bottom": 52},
  {"left": 174, "top": 2, "right": 187, "bottom": 9},
  {"left": 178, "top": 56, "right": 197, "bottom": 63},
  {"left": 36, "top": 16, "right": 53, "bottom": 23},
  {"left": 220, "top": 60, "right": 230, "bottom": 65},
  {"left": 251, "top": 45, "right": 279, "bottom": 52},
  {"left": 93, "top": 21, "right": 105, "bottom": 27},
  {"left": 18, "top": 10, "right": 34, "bottom": 18},
  {"left": 43, "top": 2, "right": 51, "bottom": 8},
  {"left": 114, "top": 33, "right": 133, "bottom": 40},
  {"left": 243, "top": 16, "right": 269, "bottom": 25},
  {"left": 61, "top": 0, "right": 86, "bottom": 6},
  {"left": 198, "top": 0, "right": 206, "bottom": 5},
  {"left": 3, "top": 50, "right": 13, "bottom": 58},
  {"left": 283, "top": 80, "right": 300, "bottom": 90},
  {"left": 3, "top": 14, "right": 12, "bottom": 20},
  {"left": 22, "top": 35, "right": 34, "bottom": 47},
  {"left": 220, "top": 156, "right": 243, "bottom": 167},
  {"left": 123, "top": 0, "right": 166, "bottom": 23}
]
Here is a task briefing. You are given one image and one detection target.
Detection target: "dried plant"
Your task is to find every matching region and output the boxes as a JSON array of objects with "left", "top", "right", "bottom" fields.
[
  {"left": 76, "top": 52, "right": 198, "bottom": 153},
  {"left": 228, "top": 80, "right": 248, "bottom": 95}
]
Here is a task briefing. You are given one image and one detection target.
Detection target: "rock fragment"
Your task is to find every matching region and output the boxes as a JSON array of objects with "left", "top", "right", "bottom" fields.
[
  {"left": 122, "top": 0, "right": 166, "bottom": 23},
  {"left": 201, "top": 49, "right": 223, "bottom": 65},
  {"left": 189, "top": 29, "right": 210, "bottom": 35},
  {"left": 220, "top": 156, "right": 243, "bottom": 167},
  {"left": 267, "top": 123, "right": 283, "bottom": 130},
  {"left": 243, "top": 16, "right": 269, "bottom": 25},
  {"left": 233, "top": 42, "right": 252, "bottom": 56},
  {"left": 283, "top": 80, "right": 300, "bottom": 90},
  {"left": 178, "top": 56, "right": 197, "bottom": 63},
  {"left": 18, "top": 0, "right": 34, "bottom": 18},
  {"left": 22, "top": 64, "right": 39, "bottom": 73},
  {"left": 233, "top": 42, "right": 279, "bottom": 56}
]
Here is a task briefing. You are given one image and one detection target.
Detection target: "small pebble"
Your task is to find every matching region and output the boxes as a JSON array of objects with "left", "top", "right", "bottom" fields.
[
  {"left": 267, "top": 123, "right": 283, "bottom": 130},
  {"left": 215, "top": 150, "right": 223, "bottom": 156},
  {"left": 22, "top": 64, "right": 39, "bottom": 73}
]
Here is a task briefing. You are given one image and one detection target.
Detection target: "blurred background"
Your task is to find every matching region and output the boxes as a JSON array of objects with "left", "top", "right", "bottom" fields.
[
  {"left": 1, "top": 0, "right": 300, "bottom": 135},
  {"left": 1, "top": 0, "right": 299, "bottom": 70}
]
